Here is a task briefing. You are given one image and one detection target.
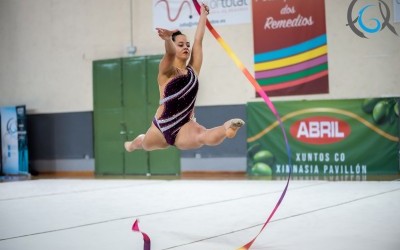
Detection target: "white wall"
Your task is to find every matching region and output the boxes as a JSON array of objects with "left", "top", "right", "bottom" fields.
[
  {"left": 0, "top": 0, "right": 399, "bottom": 114},
  {"left": 321, "top": 0, "right": 400, "bottom": 101},
  {"left": 0, "top": 0, "right": 132, "bottom": 113}
]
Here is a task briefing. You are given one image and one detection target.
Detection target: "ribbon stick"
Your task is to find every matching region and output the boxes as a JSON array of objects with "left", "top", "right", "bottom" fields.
[
  {"left": 132, "top": 219, "right": 151, "bottom": 250},
  {"left": 192, "top": 1, "right": 292, "bottom": 249}
]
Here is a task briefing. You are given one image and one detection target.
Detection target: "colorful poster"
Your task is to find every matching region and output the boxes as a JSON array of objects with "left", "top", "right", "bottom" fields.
[
  {"left": 395, "top": 0, "right": 400, "bottom": 23},
  {"left": 153, "top": 0, "right": 251, "bottom": 30},
  {"left": 247, "top": 98, "right": 400, "bottom": 178},
  {"left": 252, "top": 0, "right": 329, "bottom": 96},
  {"left": 1, "top": 107, "right": 19, "bottom": 174},
  {"left": 0, "top": 106, "right": 29, "bottom": 175},
  {"left": 16, "top": 106, "right": 29, "bottom": 174}
]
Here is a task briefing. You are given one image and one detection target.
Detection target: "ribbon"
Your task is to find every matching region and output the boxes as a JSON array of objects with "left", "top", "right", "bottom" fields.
[
  {"left": 132, "top": 219, "right": 151, "bottom": 250},
  {"left": 132, "top": 2, "right": 292, "bottom": 249},
  {"left": 192, "top": 1, "right": 292, "bottom": 249}
]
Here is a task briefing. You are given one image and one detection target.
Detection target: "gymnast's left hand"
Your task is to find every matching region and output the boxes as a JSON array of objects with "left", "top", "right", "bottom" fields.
[
  {"left": 200, "top": 3, "right": 209, "bottom": 16},
  {"left": 156, "top": 28, "right": 178, "bottom": 41}
]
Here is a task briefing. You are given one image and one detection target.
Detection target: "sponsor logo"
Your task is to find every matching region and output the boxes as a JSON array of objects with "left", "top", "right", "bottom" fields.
[
  {"left": 155, "top": 0, "right": 193, "bottom": 22},
  {"left": 346, "top": 0, "right": 398, "bottom": 38},
  {"left": 290, "top": 116, "right": 351, "bottom": 144}
]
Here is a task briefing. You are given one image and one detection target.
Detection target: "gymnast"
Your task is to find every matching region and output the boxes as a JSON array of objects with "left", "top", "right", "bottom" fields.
[{"left": 124, "top": 3, "right": 244, "bottom": 152}]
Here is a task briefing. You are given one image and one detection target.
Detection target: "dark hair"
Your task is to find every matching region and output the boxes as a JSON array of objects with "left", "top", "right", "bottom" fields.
[{"left": 172, "top": 30, "right": 184, "bottom": 42}]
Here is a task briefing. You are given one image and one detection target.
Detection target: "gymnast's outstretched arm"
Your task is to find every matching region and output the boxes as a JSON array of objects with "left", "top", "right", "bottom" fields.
[
  {"left": 156, "top": 28, "right": 178, "bottom": 80},
  {"left": 189, "top": 3, "right": 209, "bottom": 75}
]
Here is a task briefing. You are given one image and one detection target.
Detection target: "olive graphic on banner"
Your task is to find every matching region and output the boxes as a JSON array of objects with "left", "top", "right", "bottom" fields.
[
  {"left": 362, "top": 98, "right": 399, "bottom": 125},
  {"left": 372, "top": 100, "right": 390, "bottom": 124},
  {"left": 250, "top": 149, "right": 275, "bottom": 176},
  {"left": 362, "top": 98, "right": 380, "bottom": 113}
]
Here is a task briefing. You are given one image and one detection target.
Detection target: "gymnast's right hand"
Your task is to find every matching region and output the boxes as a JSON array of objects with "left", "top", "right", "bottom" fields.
[{"left": 156, "top": 28, "right": 178, "bottom": 41}]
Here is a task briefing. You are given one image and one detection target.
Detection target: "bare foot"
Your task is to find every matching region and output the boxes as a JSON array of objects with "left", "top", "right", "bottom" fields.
[
  {"left": 224, "top": 119, "right": 245, "bottom": 138},
  {"left": 124, "top": 134, "right": 145, "bottom": 152}
]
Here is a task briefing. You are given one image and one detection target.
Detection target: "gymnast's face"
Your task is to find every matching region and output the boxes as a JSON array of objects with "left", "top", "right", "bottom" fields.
[{"left": 174, "top": 35, "right": 191, "bottom": 60}]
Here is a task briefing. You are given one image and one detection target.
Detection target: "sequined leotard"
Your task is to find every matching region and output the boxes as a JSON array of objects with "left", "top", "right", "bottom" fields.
[{"left": 153, "top": 65, "right": 199, "bottom": 145}]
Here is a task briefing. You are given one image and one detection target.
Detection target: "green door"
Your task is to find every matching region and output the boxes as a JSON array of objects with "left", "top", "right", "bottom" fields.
[
  {"left": 94, "top": 108, "right": 124, "bottom": 174},
  {"left": 93, "top": 59, "right": 124, "bottom": 174},
  {"left": 122, "top": 57, "right": 149, "bottom": 174},
  {"left": 146, "top": 55, "right": 181, "bottom": 175},
  {"left": 93, "top": 56, "right": 180, "bottom": 176}
]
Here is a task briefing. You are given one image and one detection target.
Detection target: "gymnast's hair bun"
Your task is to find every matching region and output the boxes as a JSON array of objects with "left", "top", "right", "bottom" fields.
[{"left": 172, "top": 30, "right": 183, "bottom": 41}]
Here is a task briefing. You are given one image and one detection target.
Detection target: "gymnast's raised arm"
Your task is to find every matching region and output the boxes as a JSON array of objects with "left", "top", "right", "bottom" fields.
[
  {"left": 189, "top": 3, "right": 209, "bottom": 75},
  {"left": 156, "top": 28, "right": 178, "bottom": 83}
]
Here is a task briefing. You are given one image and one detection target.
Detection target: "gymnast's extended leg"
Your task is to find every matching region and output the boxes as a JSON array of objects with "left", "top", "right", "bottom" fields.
[
  {"left": 124, "top": 124, "right": 169, "bottom": 152},
  {"left": 174, "top": 118, "right": 245, "bottom": 150}
]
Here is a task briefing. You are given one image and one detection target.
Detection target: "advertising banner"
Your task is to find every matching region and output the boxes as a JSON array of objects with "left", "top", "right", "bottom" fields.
[
  {"left": 153, "top": 0, "right": 251, "bottom": 30},
  {"left": 394, "top": 0, "right": 400, "bottom": 23},
  {"left": 247, "top": 98, "right": 400, "bottom": 178},
  {"left": 16, "top": 106, "right": 29, "bottom": 174},
  {"left": 1, "top": 107, "right": 19, "bottom": 174},
  {"left": 0, "top": 106, "right": 29, "bottom": 175},
  {"left": 252, "top": 0, "right": 329, "bottom": 96}
]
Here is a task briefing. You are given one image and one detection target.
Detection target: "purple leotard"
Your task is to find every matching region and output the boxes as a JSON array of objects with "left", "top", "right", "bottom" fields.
[{"left": 153, "top": 66, "right": 199, "bottom": 145}]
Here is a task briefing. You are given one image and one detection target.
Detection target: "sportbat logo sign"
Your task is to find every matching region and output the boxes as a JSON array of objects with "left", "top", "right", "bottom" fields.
[
  {"left": 290, "top": 116, "right": 351, "bottom": 144},
  {"left": 346, "top": 0, "right": 399, "bottom": 38},
  {"left": 153, "top": 0, "right": 251, "bottom": 30}
]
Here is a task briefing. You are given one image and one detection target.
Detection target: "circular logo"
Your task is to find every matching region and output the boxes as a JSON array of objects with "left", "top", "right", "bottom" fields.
[{"left": 346, "top": 0, "right": 398, "bottom": 38}]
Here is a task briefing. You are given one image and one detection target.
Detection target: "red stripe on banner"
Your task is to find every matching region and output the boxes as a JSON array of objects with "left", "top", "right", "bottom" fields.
[{"left": 261, "top": 70, "right": 329, "bottom": 91}]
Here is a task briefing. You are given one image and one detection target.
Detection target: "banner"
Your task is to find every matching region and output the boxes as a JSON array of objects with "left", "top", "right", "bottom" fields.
[
  {"left": 153, "top": 0, "right": 251, "bottom": 30},
  {"left": 395, "top": 0, "right": 400, "bottom": 23},
  {"left": 0, "top": 106, "right": 29, "bottom": 175},
  {"left": 247, "top": 98, "right": 400, "bottom": 178},
  {"left": 252, "top": 0, "right": 329, "bottom": 96}
]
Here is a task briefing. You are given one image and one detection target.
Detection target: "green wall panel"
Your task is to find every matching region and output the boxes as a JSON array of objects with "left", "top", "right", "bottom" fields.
[
  {"left": 122, "top": 57, "right": 149, "bottom": 174},
  {"left": 93, "top": 59, "right": 122, "bottom": 109},
  {"left": 94, "top": 108, "right": 124, "bottom": 174},
  {"left": 93, "top": 55, "right": 180, "bottom": 176},
  {"left": 146, "top": 55, "right": 163, "bottom": 116}
]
